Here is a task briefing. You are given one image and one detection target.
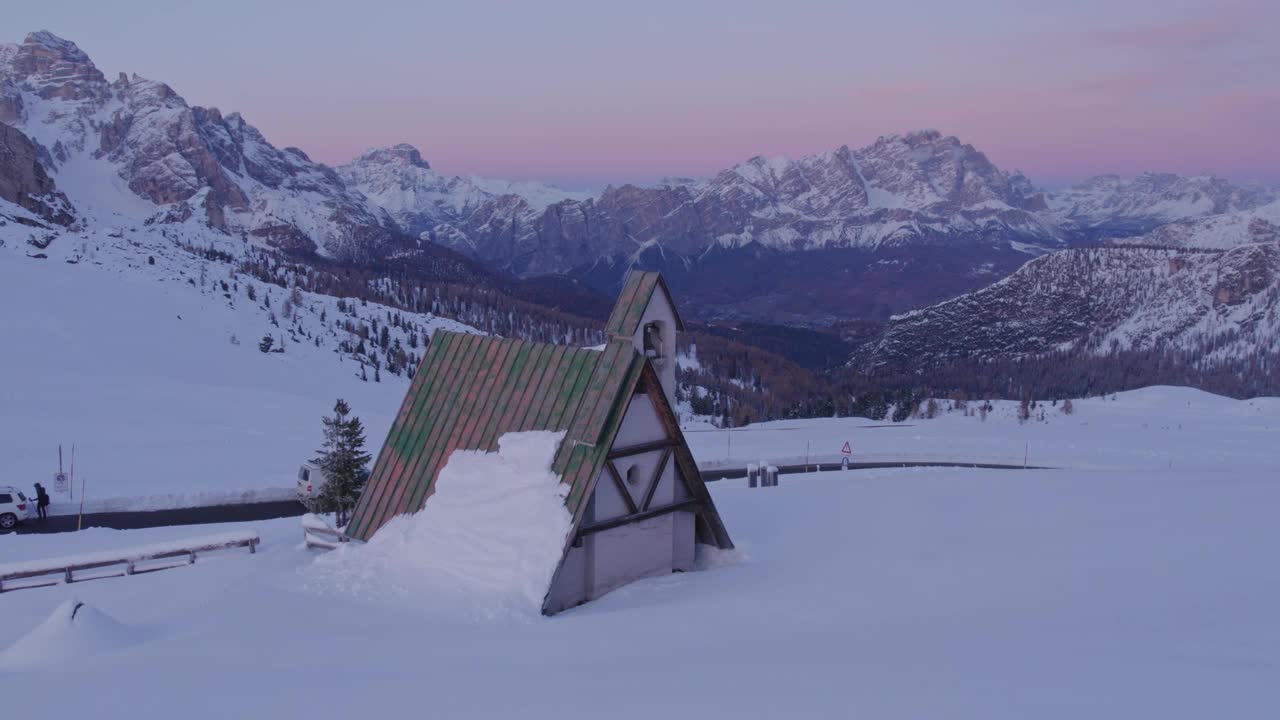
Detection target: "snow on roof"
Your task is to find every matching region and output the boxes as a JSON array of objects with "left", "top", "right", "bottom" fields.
[{"left": 310, "top": 431, "right": 572, "bottom": 617}]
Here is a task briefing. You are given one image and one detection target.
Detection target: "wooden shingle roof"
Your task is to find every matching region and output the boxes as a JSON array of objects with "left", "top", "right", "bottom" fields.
[
  {"left": 604, "top": 270, "right": 686, "bottom": 337},
  {"left": 345, "top": 330, "right": 731, "bottom": 551}
]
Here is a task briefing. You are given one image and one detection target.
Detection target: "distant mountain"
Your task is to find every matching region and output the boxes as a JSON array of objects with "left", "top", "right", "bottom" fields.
[
  {"left": 357, "top": 131, "right": 1273, "bottom": 325},
  {"left": 337, "top": 143, "right": 591, "bottom": 240},
  {"left": 367, "top": 130, "right": 1065, "bottom": 323},
  {"left": 1049, "top": 173, "right": 1275, "bottom": 240},
  {"left": 422, "top": 130, "right": 1061, "bottom": 271},
  {"left": 4, "top": 30, "right": 1275, "bottom": 330},
  {"left": 1111, "top": 200, "right": 1280, "bottom": 250}
]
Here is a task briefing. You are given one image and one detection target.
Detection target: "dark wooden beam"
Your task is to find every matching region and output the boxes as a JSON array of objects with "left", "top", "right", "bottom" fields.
[
  {"left": 574, "top": 499, "right": 702, "bottom": 538},
  {"left": 640, "top": 447, "right": 673, "bottom": 511},
  {"left": 607, "top": 438, "right": 677, "bottom": 460},
  {"left": 605, "top": 461, "right": 639, "bottom": 515}
]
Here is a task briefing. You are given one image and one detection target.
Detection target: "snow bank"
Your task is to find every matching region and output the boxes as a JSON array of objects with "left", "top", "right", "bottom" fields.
[
  {"left": 308, "top": 431, "right": 572, "bottom": 620},
  {"left": 0, "top": 600, "right": 145, "bottom": 671}
]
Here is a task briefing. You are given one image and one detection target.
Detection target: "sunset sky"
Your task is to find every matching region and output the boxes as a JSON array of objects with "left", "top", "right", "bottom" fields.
[{"left": 7, "top": 0, "right": 1278, "bottom": 188}]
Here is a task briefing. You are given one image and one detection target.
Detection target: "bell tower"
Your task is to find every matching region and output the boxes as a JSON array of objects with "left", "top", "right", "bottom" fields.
[{"left": 604, "top": 271, "right": 684, "bottom": 411}]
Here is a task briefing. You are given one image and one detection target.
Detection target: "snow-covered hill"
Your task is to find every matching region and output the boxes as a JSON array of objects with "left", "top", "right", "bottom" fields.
[
  {"left": 0, "top": 198, "right": 476, "bottom": 510},
  {"left": 859, "top": 241, "right": 1280, "bottom": 370}
]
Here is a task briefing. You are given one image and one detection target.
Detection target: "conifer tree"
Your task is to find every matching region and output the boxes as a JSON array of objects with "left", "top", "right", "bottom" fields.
[{"left": 308, "top": 399, "right": 371, "bottom": 527}]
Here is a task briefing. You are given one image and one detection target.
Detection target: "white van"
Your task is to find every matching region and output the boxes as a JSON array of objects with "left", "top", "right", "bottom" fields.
[
  {"left": 295, "top": 462, "right": 329, "bottom": 500},
  {"left": 0, "top": 486, "right": 37, "bottom": 530}
]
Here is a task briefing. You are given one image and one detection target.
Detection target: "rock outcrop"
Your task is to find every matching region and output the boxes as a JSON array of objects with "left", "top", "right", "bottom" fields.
[{"left": 0, "top": 122, "right": 74, "bottom": 226}]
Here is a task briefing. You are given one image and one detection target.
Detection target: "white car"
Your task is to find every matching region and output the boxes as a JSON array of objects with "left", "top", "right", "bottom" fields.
[
  {"left": 295, "top": 462, "right": 329, "bottom": 500},
  {"left": 0, "top": 486, "right": 37, "bottom": 530}
]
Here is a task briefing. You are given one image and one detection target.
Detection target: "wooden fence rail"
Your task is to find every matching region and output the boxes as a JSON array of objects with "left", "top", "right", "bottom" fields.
[{"left": 0, "top": 532, "right": 260, "bottom": 593}]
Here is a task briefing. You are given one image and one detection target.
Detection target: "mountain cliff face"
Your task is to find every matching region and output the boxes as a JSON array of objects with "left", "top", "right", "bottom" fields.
[
  {"left": 0, "top": 31, "right": 407, "bottom": 262},
  {"left": 0, "top": 122, "right": 74, "bottom": 226}
]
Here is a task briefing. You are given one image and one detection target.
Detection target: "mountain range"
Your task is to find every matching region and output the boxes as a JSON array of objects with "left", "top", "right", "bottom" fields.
[{"left": 3, "top": 30, "right": 1278, "bottom": 397}]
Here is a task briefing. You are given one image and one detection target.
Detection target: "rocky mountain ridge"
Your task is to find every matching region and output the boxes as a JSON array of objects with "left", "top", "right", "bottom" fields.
[
  {"left": 857, "top": 205, "right": 1280, "bottom": 372},
  {"left": 3, "top": 30, "right": 1275, "bottom": 328},
  {"left": 336, "top": 143, "right": 590, "bottom": 241},
  {"left": 0, "top": 31, "right": 407, "bottom": 262}
]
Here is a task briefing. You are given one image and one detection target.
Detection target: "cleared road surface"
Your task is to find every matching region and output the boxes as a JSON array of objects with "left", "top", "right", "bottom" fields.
[{"left": 7, "top": 460, "right": 1047, "bottom": 535}]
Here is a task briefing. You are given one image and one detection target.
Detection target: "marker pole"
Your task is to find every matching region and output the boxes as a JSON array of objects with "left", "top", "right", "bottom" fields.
[{"left": 77, "top": 477, "right": 86, "bottom": 531}]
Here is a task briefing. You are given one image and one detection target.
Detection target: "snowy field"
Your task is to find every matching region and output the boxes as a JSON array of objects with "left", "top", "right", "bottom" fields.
[
  {"left": 0, "top": 219, "right": 470, "bottom": 514},
  {"left": 4, "top": 198, "right": 1279, "bottom": 715},
  {"left": 3, "top": 455, "right": 1278, "bottom": 717},
  {"left": 687, "top": 386, "right": 1279, "bottom": 474}
]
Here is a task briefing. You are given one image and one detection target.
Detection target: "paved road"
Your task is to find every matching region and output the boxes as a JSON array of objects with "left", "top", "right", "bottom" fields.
[
  {"left": 7, "top": 500, "right": 307, "bottom": 535},
  {"left": 702, "top": 460, "right": 1048, "bottom": 482},
  {"left": 5, "top": 461, "right": 1046, "bottom": 535}
]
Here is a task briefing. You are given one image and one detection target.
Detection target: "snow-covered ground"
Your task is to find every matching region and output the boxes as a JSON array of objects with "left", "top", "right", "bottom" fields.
[
  {"left": 0, "top": 208, "right": 473, "bottom": 514},
  {"left": 2, "top": 449, "right": 1277, "bottom": 717},
  {"left": 4, "top": 197, "right": 1278, "bottom": 715},
  {"left": 687, "top": 386, "right": 1278, "bottom": 474}
]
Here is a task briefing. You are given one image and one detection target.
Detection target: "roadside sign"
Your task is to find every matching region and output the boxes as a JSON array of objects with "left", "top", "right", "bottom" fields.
[
  {"left": 54, "top": 471, "right": 68, "bottom": 493},
  {"left": 841, "top": 441, "right": 852, "bottom": 455}
]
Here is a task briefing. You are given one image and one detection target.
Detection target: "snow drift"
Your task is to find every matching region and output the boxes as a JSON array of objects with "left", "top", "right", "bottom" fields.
[
  {"left": 308, "top": 431, "right": 572, "bottom": 620},
  {"left": 0, "top": 599, "right": 144, "bottom": 672}
]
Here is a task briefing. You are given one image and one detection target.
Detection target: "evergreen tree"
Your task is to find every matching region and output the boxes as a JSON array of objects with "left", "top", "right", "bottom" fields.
[{"left": 308, "top": 399, "right": 371, "bottom": 527}]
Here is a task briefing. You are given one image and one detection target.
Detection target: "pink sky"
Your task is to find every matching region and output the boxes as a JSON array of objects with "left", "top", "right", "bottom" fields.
[{"left": 11, "top": 0, "right": 1279, "bottom": 187}]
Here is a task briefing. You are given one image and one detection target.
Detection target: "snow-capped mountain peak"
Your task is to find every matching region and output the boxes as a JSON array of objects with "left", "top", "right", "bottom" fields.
[
  {"left": 337, "top": 143, "right": 594, "bottom": 238},
  {"left": 5, "top": 31, "right": 108, "bottom": 103},
  {"left": 352, "top": 143, "right": 432, "bottom": 170},
  {"left": 1, "top": 30, "right": 407, "bottom": 261}
]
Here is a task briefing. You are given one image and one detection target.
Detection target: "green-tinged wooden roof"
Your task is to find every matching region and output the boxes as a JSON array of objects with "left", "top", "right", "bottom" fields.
[
  {"left": 604, "top": 270, "right": 686, "bottom": 337},
  {"left": 345, "top": 332, "right": 647, "bottom": 542}
]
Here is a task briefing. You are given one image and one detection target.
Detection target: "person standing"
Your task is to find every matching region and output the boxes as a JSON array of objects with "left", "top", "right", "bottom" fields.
[{"left": 33, "top": 482, "right": 50, "bottom": 521}]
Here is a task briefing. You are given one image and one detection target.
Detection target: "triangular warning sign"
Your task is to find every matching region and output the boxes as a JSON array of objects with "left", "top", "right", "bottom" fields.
[{"left": 841, "top": 441, "right": 852, "bottom": 455}]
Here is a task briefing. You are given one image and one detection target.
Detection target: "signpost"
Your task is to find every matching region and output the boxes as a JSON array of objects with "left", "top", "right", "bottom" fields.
[
  {"left": 55, "top": 444, "right": 75, "bottom": 498},
  {"left": 841, "top": 441, "right": 851, "bottom": 471}
]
